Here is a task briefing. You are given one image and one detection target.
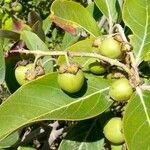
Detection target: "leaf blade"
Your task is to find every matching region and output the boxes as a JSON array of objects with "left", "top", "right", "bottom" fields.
[
  {"left": 59, "top": 118, "right": 104, "bottom": 150},
  {"left": 123, "top": 89, "right": 150, "bottom": 150},
  {"left": 94, "top": 0, "right": 118, "bottom": 23},
  {"left": 20, "top": 30, "right": 49, "bottom": 51},
  {"left": 50, "top": 0, "right": 101, "bottom": 37},
  {"left": 0, "top": 73, "right": 113, "bottom": 141},
  {"left": 123, "top": 0, "right": 150, "bottom": 63}
]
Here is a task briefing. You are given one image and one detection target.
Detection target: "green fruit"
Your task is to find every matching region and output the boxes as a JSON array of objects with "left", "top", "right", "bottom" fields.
[
  {"left": 103, "top": 117, "right": 124, "bottom": 144},
  {"left": 17, "top": 146, "right": 36, "bottom": 150},
  {"left": 4, "top": 0, "right": 12, "bottom": 4},
  {"left": 99, "top": 37, "right": 122, "bottom": 59},
  {"left": 111, "top": 144, "right": 122, "bottom": 150},
  {"left": 15, "top": 63, "right": 34, "bottom": 85},
  {"left": 89, "top": 61, "right": 106, "bottom": 75},
  {"left": 109, "top": 78, "right": 133, "bottom": 101},
  {"left": 58, "top": 69, "right": 84, "bottom": 93},
  {"left": 12, "top": 3, "right": 22, "bottom": 12}
]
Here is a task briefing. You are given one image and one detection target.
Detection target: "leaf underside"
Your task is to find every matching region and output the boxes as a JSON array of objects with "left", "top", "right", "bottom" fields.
[
  {"left": 0, "top": 73, "right": 113, "bottom": 141},
  {"left": 123, "top": 91, "right": 150, "bottom": 150},
  {"left": 123, "top": 0, "right": 150, "bottom": 63}
]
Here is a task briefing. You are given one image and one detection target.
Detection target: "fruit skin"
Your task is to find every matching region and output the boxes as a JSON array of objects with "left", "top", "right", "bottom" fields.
[
  {"left": 89, "top": 61, "right": 106, "bottom": 75},
  {"left": 111, "top": 144, "right": 122, "bottom": 150},
  {"left": 12, "top": 3, "right": 22, "bottom": 12},
  {"left": 4, "top": 0, "right": 12, "bottom": 4},
  {"left": 57, "top": 69, "right": 84, "bottom": 93},
  {"left": 15, "top": 63, "right": 34, "bottom": 85},
  {"left": 109, "top": 78, "right": 133, "bottom": 101},
  {"left": 103, "top": 117, "right": 124, "bottom": 144},
  {"left": 99, "top": 37, "right": 122, "bottom": 59}
]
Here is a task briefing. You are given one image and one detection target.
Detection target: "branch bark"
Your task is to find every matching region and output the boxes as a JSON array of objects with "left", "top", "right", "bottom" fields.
[{"left": 11, "top": 49, "right": 132, "bottom": 75}]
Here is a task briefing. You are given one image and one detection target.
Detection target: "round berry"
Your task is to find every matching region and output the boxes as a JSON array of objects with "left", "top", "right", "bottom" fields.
[
  {"left": 109, "top": 78, "right": 133, "bottom": 101},
  {"left": 99, "top": 37, "right": 122, "bottom": 59},
  {"left": 4, "top": 0, "right": 12, "bottom": 4},
  {"left": 103, "top": 117, "right": 124, "bottom": 144},
  {"left": 89, "top": 61, "right": 106, "bottom": 75},
  {"left": 57, "top": 64, "right": 84, "bottom": 93},
  {"left": 12, "top": 3, "right": 22, "bottom": 12},
  {"left": 111, "top": 144, "right": 122, "bottom": 150},
  {"left": 15, "top": 63, "right": 34, "bottom": 85}
]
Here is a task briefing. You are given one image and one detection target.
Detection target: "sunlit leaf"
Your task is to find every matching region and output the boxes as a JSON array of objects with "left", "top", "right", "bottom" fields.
[
  {"left": 123, "top": 0, "right": 150, "bottom": 63},
  {"left": 123, "top": 89, "right": 150, "bottom": 150},
  {"left": 50, "top": 0, "right": 100, "bottom": 37},
  {"left": 94, "top": 0, "right": 118, "bottom": 23},
  {"left": 21, "top": 30, "right": 48, "bottom": 51}
]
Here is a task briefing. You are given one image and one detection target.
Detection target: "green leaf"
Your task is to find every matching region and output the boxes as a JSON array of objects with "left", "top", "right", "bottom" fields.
[
  {"left": 59, "top": 118, "right": 104, "bottom": 150},
  {"left": 42, "top": 16, "right": 52, "bottom": 35},
  {"left": 0, "top": 40, "right": 5, "bottom": 84},
  {"left": 61, "top": 32, "right": 79, "bottom": 49},
  {"left": 17, "top": 146, "right": 36, "bottom": 150},
  {"left": 2, "top": 15, "right": 13, "bottom": 30},
  {"left": 94, "top": 0, "right": 118, "bottom": 23},
  {"left": 5, "top": 51, "right": 21, "bottom": 93},
  {"left": 50, "top": 0, "right": 100, "bottom": 37},
  {"left": 123, "top": 89, "right": 150, "bottom": 150},
  {"left": 0, "top": 30, "right": 20, "bottom": 40},
  {"left": 32, "top": 21, "right": 45, "bottom": 42},
  {"left": 0, "top": 131, "right": 19, "bottom": 148},
  {"left": 123, "top": 0, "right": 150, "bottom": 63},
  {"left": 143, "top": 51, "right": 150, "bottom": 61},
  {"left": 86, "top": 2, "right": 102, "bottom": 21},
  {"left": 20, "top": 30, "right": 49, "bottom": 51},
  {"left": 0, "top": 73, "right": 113, "bottom": 141}
]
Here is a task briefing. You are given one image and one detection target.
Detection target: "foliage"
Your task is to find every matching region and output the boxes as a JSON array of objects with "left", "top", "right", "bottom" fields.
[{"left": 0, "top": 0, "right": 150, "bottom": 149}]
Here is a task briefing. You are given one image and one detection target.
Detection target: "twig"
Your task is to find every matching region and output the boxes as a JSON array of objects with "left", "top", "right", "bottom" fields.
[
  {"left": 11, "top": 49, "right": 132, "bottom": 75},
  {"left": 113, "top": 24, "right": 141, "bottom": 86},
  {"left": 140, "top": 85, "right": 150, "bottom": 91}
]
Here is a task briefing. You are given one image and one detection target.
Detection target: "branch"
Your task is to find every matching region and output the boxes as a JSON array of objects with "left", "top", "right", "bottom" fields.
[
  {"left": 11, "top": 49, "right": 132, "bottom": 75},
  {"left": 113, "top": 24, "right": 141, "bottom": 86},
  {"left": 140, "top": 85, "right": 150, "bottom": 91}
]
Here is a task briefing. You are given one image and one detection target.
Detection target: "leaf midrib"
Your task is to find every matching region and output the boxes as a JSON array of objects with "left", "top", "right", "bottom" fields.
[{"left": 0, "top": 87, "right": 110, "bottom": 141}]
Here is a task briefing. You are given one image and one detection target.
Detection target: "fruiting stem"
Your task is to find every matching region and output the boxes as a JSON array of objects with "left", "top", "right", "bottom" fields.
[
  {"left": 113, "top": 24, "right": 128, "bottom": 42},
  {"left": 42, "top": 58, "right": 56, "bottom": 67},
  {"left": 64, "top": 51, "right": 70, "bottom": 66},
  {"left": 11, "top": 49, "right": 132, "bottom": 75},
  {"left": 113, "top": 24, "right": 141, "bottom": 86},
  {"left": 33, "top": 55, "right": 40, "bottom": 69}
]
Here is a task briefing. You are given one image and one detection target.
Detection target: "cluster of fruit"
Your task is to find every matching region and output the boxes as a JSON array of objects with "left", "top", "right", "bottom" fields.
[{"left": 15, "top": 36, "right": 133, "bottom": 148}]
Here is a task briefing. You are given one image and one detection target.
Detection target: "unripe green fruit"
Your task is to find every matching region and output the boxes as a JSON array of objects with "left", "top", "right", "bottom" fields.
[
  {"left": 99, "top": 37, "right": 122, "bottom": 59},
  {"left": 57, "top": 69, "right": 84, "bottom": 93},
  {"left": 111, "top": 144, "right": 122, "bottom": 150},
  {"left": 4, "top": 0, "right": 12, "bottom": 4},
  {"left": 103, "top": 117, "right": 124, "bottom": 144},
  {"left": 17, "top": 146, "right": 36, "bottom": 150},
  {"left": 15, "top": 63, "right": 34, "bottom": 85},
  {"left": 89, "top": 61, "right": 106, "bottom": 75},
  {"left": 109, "top": 78, "right": 133, "bottom": 101},
  {"left": 12, "top": 3, "right": 22, "bottom": 12}
]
